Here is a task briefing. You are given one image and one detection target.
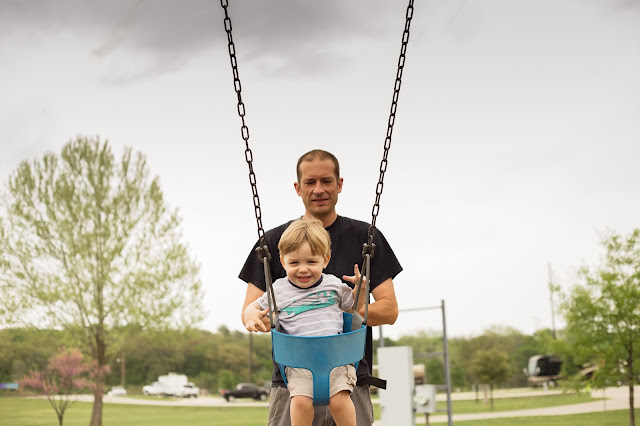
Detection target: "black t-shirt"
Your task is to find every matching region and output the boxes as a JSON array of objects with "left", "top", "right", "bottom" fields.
[{"left": 239, "top": 215, "right": 403, "bottom": 387}]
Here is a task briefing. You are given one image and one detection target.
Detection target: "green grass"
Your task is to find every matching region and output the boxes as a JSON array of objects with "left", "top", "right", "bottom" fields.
[
  {"left": 450, "top": 393, "right": 600, "bottom": 414},
  {"left": 1, "top": 396, "right": 636, "bottom": 426},
  {"left": 0, "top": 398, "right": 268, "bottom": 426},
  {"left": 370, "top": 393, "right": 600, "bottom": 418},
  {"left": 451, "top": 410, "right": 639, "bottom": 426}
]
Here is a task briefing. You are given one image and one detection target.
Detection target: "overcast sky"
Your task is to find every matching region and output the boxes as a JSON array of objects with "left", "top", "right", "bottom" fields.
[{"left": 1, "top": 0, "right": 639, "bottom": 339}]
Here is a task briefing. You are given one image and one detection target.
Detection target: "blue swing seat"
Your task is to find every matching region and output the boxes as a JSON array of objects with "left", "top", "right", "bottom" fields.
[{"left": 272, "top": 312, "right": 366, "bottom": 406}]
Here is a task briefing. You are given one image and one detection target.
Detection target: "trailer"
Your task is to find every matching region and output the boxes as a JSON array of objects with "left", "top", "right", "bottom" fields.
[
  {"left": 143, "top": 372, "right": 189, "bottom": 397},
  {"left": 523, "top": 355, "right": 562, "bottom": 387}
]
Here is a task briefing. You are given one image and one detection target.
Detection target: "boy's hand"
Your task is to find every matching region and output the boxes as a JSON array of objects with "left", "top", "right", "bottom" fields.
[
  {"left": 244, "top": 306, "right": 270, "bottom": 332},
  {"left": 343, "top": 264, "right": 367, "bottom": 311}
]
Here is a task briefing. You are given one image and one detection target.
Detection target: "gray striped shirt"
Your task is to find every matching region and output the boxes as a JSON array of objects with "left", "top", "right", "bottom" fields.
[{"left": 256, "top": 273, "right": 354, "bottom": 337}]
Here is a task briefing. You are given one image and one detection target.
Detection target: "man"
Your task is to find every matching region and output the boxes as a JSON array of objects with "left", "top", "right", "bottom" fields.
[{"left": 239, "top": 149, "right": 402, "bottom": 426}]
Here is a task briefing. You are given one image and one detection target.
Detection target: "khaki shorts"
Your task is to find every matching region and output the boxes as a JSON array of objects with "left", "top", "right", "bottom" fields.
[
  {"left": 286, "top": 365, "right": 357, "bottom": 399},
  {"left": 267, "top": 384, "right": 374, "bottom": 426}
]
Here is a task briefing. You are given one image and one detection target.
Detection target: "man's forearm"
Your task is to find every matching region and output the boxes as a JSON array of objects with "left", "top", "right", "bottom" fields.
[{"left": 356, "top": 278, "right": 399, "bottom": 326}]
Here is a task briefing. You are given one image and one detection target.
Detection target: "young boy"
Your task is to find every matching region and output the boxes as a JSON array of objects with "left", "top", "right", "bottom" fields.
[{"left": 244, "top": 218, "right": 357, "bottom": 426}]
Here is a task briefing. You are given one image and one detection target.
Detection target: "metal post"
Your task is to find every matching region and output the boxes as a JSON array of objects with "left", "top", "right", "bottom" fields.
[{"left": 441, "top": 300, "right": 453, "bottom": 426}]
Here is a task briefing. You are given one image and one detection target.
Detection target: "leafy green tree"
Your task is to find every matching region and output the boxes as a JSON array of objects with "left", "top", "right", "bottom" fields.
[
  {"left": 20, "top": 347, "right": 96, "bottom": 426},
  {"left": 0, "top": 137, "right": 203, "bottom": 426},
  {"left": 561, "top": 229, "right": 640, "bottom": 426},
  {"left": 469, "top": 348, "right": 511, "bottom": 410}
]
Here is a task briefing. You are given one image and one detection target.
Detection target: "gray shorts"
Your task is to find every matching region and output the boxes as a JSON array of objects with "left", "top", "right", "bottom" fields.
[
  {"left": 267, "top": 384, "right": 374, "bottom": 426},
  {"left": 286, "top": 365, "right": 356, "bottom": 398}
]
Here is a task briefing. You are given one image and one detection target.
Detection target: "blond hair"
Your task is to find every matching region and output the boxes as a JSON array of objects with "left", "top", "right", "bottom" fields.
[{"left": 278, "top": 218, "right": 331, "bottom": 259}]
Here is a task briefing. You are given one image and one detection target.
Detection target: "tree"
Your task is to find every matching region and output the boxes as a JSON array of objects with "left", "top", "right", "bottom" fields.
[
  {"left": 561, "top": 229, "right": 640, "bottom": 426},
  {"left": 0, "top": 137, "right": 204, "bottom": 426},
  {"left": 469, "top": 348, "right": 511, "bottom": 410},
  {"left": 20, "top": 347, "right": 96, "bottom": 426}
]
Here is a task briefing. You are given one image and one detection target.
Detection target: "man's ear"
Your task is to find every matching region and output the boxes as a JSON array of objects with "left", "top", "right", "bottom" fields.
[
  {"left": 294, "top": 181, "right": 302, "bottom": 196},
  {"left": 337, "top": 177, "right": 343, "bottom": 193}
]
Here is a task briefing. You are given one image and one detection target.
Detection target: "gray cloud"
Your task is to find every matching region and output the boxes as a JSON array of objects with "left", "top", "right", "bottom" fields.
[{"left": 1, "top": 0, "right": 407, "bottom": 81}]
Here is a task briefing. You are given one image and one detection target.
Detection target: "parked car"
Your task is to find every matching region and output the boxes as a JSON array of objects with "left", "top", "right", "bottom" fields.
[
  {"left": 220, "top": 383, "right": 269, "bottom": 402},
  {"left": 142, "top": 381, "right": 163, "bottom": 396},
  {"left": 107, "top": 386, "right": 127, "bottom": 397},
  {"left": 175, "top": 382, "right": 200, "bottom": 398}
]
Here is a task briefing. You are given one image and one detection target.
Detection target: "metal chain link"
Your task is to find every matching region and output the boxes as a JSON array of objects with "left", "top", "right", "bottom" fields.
[
  {"left": 221, "top": 0, "right": 414, "bottom": 262},
  {"left": 365, "top": 0, "right": 415, "bottom": 258},
  {"left": 220, "top": 0, "right": 270, "bottom": 261}
]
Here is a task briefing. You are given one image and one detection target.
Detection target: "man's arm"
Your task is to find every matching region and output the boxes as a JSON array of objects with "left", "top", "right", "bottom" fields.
[
  {"left": 356, "top": 278, "right": 398, "bottom": 327},
  {"left": 241, "top": 282, "right": 271, "bottom": 331}
]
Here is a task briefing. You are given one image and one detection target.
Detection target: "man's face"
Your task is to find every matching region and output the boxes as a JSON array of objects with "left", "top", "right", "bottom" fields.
[{"left": 294, "top": 158, "right": 343, "bottom": 220}]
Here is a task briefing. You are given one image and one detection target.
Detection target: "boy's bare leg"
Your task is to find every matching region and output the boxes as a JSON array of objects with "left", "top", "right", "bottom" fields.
[
  {"left": 328, "top": 390, "right": 356, "bottom": 426},
  {"left": 290, "top": 395, "right": 315, "bottom": 426}
]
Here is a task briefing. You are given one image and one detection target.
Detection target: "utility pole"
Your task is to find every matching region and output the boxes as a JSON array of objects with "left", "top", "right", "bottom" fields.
[
  {"left": 548, "top": 262, "right": 557, "bottom": 339},
  {"left": 116, "top": 351, "right": 125, "bottom": 387},
  {"left": 248, "top": 333, "right": 253, "bottom": 383}
]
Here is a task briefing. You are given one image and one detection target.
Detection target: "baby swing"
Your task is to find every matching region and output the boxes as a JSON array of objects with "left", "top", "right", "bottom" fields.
[{"left": 220, "top": 0, "right": 416, "bottom": 406}]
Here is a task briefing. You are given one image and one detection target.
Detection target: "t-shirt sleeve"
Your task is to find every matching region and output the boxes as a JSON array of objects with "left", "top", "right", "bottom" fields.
[
  {"left": 255, "top": 293, "right": 268, "bottom": 310},
  {"left": 238, "top": 223, "right": 290, "bottom": 291},
  {"left": 339, "top": 284, "right": 354, "bottom": 310},
  {"left": 368, "top": 228, "right": 403, "bottom": 291}
]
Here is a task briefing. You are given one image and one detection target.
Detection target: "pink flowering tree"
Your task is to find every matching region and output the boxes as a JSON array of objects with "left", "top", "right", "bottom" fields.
[{"left": 20, "top": 347, "right": 103, "bottom": 426}]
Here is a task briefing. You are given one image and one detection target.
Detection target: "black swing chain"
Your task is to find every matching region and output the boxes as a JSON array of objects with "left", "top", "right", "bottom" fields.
[
  {"left": 222, "top": 0, "right": 414, "bottom": 264},
  {"left": 220, "top": 0, "right": 270, "bottom": 263},
  {"left": 364, "top": 0, "right": 414, "bottom": 260}
]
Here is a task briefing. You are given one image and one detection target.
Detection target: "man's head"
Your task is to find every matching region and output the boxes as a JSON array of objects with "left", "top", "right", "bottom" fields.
[
  {"left": 294, "top": 149, "right": 343, "bottom": 226},
  {"left": 296, "top": 149, "right": 340, "bottom": 183}
]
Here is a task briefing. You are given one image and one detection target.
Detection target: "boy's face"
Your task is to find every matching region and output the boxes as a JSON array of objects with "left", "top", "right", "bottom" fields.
[
  {"left": 294, "top": 158, "right": 343, "bottom": 220},
  {"left": 280, "top": 242, "right": 330, "bottom": 288}
]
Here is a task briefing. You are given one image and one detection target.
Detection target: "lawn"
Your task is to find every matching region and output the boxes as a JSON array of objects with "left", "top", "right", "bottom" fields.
[
  {"left": 453, "top": 410, "right": 639, "bottom": 426},
  {"left": 0, "top": 396, "right": 636, "bottom": 426}
]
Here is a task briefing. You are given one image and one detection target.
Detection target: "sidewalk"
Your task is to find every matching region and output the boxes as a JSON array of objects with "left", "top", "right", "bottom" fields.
[{"left": 374, "top": 386, "right": 639, "bottom": 425}]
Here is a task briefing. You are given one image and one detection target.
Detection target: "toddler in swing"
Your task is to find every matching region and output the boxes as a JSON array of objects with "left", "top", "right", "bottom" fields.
[{"left": 244, "top": 218, "right": 357, "bottom": 426}]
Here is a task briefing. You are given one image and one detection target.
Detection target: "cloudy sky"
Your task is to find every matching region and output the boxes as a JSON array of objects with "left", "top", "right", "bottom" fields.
[{"left": 1, "top": 0, "right": 639, "bottom": 339}]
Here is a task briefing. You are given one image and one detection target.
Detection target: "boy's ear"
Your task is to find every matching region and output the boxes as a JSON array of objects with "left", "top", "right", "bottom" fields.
[
  {"left": 280, "top": 255, "right": 285, "bottom": 268},
  {"left": 323, "top": 254, "right": 331, "bottom": 269}
]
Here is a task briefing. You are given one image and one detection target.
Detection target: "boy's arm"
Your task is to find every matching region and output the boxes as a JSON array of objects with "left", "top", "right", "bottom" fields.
[{"left": 241, "top": 283, "right": 271, "bottom": 332}]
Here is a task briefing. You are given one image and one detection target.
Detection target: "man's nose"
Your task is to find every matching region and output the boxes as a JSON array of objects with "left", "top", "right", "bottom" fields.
[{"left": 312, "top": 182, "right": 324, "bottom": 194}]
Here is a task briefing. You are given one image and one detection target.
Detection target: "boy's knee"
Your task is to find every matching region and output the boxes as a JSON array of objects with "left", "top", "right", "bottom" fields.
[
  {"left": 329, "top": 390, "right": 352, "bottom": 409},
  {"left": 291, "top": 395, "right": 314, "bottom": 410}
]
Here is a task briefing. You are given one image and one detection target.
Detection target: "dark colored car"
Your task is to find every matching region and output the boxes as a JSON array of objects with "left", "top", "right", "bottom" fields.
[{"left": 220, "top": 383, "right": 269, "bottom": 402}]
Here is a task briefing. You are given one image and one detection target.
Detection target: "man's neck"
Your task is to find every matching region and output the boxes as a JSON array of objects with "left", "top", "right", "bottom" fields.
[{"left": 304, "top": 212, "right": 338, "bottom": 228}]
